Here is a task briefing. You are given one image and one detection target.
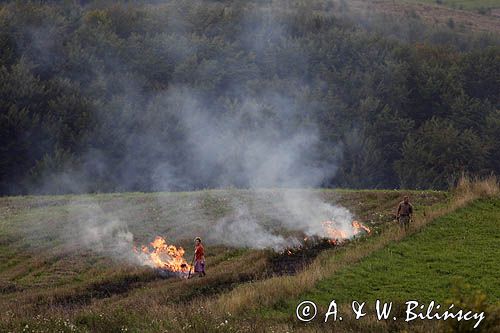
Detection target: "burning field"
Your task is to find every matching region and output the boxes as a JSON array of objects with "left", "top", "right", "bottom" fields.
[
  {"left": 132, "top": 215, "right": 372, "bottom": 278},
  {"left": 0, "top": 189, "right": 454, "bottom": 332}
]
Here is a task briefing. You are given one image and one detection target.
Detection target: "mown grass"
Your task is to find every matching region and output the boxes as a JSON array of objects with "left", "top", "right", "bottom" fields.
[
  {"left": 306, "top": 197, "right": 500, "bottom": 303},
  {"left": 259, "top": 197, "right": 500, "bottom": 332}
]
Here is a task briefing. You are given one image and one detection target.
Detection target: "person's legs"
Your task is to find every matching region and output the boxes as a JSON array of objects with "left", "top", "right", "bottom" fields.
[
  {"left": 195, "top": 260, "right": 206, "bottom": 277},
  {"left": 400, "top": 216, "right": 410, "bottom": 231},
  {"left": 194, "top": 260, "right": 201, "bottom": 277}
]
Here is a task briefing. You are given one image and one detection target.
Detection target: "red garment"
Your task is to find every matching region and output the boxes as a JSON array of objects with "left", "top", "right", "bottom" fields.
[{"left": 195, "top": 244, "right": 205, "bottom": 261}]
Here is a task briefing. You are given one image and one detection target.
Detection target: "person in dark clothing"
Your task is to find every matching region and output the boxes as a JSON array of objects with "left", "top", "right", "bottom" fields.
[{"left": 396, "top": 195, "right": 413, "bottom": 231}]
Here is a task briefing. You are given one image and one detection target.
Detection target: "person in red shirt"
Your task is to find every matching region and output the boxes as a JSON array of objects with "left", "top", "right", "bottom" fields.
[{"left": 193, "top": 237, "right": 206, "bottom": 277}]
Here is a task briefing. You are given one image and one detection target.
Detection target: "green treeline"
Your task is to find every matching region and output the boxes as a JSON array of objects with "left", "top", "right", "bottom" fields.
[{"left": 0, "top": 0, "right": 499, "bottom": 194}]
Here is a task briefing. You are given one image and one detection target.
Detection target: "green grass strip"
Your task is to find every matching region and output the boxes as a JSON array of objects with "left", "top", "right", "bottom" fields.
[{"left": 298, "top": 197, "right": 500, "bottom": 308}]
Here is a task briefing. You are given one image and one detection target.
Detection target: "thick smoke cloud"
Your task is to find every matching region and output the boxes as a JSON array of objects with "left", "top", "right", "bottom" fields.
[
  {"left": 23, "top": 1, "right": 337, "bottom": 194},
  {"left": 147, "top": 86, "right": 326, "bottom": 191},
  {"left": 17, "top": 1, "right": 359, "bottom": 257},
  {"left": 208, "top": 202, "right": 296, "bottom": 251}
]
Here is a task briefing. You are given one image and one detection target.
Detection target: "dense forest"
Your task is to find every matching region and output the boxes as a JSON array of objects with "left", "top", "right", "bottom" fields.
[{"left": 0, "top": 0, "right": 499, "bottom": 195}]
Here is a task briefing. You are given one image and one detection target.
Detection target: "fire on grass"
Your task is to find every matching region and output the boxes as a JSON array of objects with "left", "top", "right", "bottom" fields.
[
  {"left": 133, "top": 236, "right": 192, "bottom": 278},
  {"left": 272, "top": 219, "right": 372, "bottom": 276},
  {"left": 134, "top": 220, "right": 372, "bottom": 277},
  {"left": 282, "top": 219, "right": 372, "bottom": 256},
  {"left": 323, "top": 220, "right": 371, "bottom": 245}
]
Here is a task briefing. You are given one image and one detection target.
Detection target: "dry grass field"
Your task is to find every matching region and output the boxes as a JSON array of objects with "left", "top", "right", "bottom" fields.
[{"left": 1, "top": 177, "right": 498, "bottom": 332}]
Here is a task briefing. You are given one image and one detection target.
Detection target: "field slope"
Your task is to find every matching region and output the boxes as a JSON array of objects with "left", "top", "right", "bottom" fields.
[
  {"left": 0, "top": 183, "right": 498, "bottom": 332},
  {"left": 0, "top": 190, "right": 444, "bottom": 332},
  {"left": 265, "top": 197, "right": 500, "bottom": 332},
  {"left": 311, "top": 198, "right": 500, "bottom": 301}
]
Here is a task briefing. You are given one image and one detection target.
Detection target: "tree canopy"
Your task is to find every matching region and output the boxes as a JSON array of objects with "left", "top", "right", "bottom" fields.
[{"left": 0, "top": 0, "right": 498, "bottom": 194}]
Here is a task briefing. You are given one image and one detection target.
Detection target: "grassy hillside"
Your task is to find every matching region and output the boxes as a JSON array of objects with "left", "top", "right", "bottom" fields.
[
  {"left": 190, "top": 178, "right": 498, "bottom": 332},
  {"left": 310, "top": 198, "right": 500, "bottom": 302},
  {"left": 265, "top": 197, "right": 500, "bottom": 332},
  {"left": 0, "top": 189, "right": 447, "bottom": 332},
  {"left": 0, "top": 180, "right": 498, "bottom": 332}
]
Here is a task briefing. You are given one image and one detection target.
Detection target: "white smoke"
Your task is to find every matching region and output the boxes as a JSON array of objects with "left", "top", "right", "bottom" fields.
[
  {"left": 58, "top": 199, "right": 139, "bottom": 264},
  {"left": 277, "top": 190, "right": 355, "bottom": 238},
  {"left": 61, "top": 46, "right": 354, "bottom": 257},
  {"left": 208, "top": 201, "right": 300, "bottom": 251},
  {"left": 20, "top": 1, "right": 362, "bottom": 258}
]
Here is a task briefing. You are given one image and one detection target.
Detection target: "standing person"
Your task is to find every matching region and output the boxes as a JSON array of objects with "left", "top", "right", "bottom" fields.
[
  {"left": 396, "top": 195, "right": 413, "bottom": 231},
  {"left": 194, "top": 237, "right": 206, "bottom": 277}
]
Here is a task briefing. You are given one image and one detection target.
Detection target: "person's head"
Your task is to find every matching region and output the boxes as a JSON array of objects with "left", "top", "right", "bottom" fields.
[
  {"left": 403, "top": 195, "right": 409, "bottom": 203},
  {"left": 195, "top": 237, "right": 202, "bottom": 246}
]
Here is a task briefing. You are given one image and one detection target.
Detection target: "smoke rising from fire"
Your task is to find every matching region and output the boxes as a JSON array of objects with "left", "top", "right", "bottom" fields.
[
  {"left": 18, "top": 1, "right": 366, "bottom": 258},
  {"left": 206, "top": 192, "right": 357, "bottom": 251}
]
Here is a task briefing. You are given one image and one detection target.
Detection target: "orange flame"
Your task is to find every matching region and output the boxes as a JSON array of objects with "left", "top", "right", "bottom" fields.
[
  {"left": 352, "top": 220, "right": 371, "bottom": 234},
  {"left": 322, "top": 219, "right": 371, "bottom": 244},
  {"left": 134, "top": 236, "right": 191, "bottom": 276},
  {"left": 281, "top": 219, "right": 372, "bottom": 255}
]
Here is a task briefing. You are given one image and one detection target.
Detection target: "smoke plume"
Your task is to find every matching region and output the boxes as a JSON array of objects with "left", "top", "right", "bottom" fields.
[{"left": 16, "top": 1, "right": 362, "bottom": 258}]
